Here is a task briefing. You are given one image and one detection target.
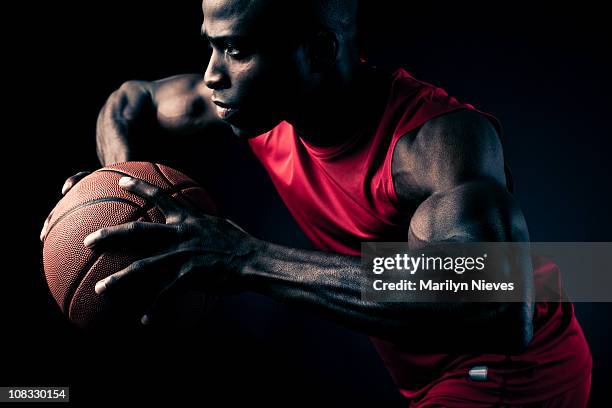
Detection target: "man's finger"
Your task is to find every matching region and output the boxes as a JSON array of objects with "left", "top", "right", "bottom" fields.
[
  {"left": 118, "top": 176, "right": 183, "bottom": 220},
  {"left": 94, "top": 249, "right": 196, "bottom": 296},
  {"left": 40, "top": 213, "right": 52, "bottom": 242},
  {"left": 61, "top": 171, "right": 91, "bottom": 195},
  {"left": 83, "top": 221, "right": 179, "bottom": 249}
]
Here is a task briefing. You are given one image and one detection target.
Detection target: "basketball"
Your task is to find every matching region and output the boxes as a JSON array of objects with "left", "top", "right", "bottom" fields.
[{"left": 42, "top": 162, "right": 218, "bottom": 328}]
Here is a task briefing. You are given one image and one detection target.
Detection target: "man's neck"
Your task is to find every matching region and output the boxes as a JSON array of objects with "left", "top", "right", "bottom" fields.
[{"left": 288, "top": 64, "right": 390, "bottom": 148}]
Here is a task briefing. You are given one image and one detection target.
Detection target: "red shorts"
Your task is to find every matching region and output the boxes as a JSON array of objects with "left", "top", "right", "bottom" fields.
[{"left": 409, "top": 373, "right": 591, "bottom": 408}]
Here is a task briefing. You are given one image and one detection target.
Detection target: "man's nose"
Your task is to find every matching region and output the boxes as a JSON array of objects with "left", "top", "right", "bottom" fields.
[{"left": 204, "top": 50, "right": 230, "bottom": 90}]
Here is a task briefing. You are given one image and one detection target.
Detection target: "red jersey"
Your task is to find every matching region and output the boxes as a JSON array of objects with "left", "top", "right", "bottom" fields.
[{"left": 247, "top": 69, "right": 592, "bottom": 404}]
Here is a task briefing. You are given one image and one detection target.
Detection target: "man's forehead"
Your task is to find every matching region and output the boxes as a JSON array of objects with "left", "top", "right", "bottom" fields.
[
  {"left": 202, "top": 0, "right": 308, "bottom": 42},
  {"left": 202, "top": 0, "right": 280, "bottom": 21},
  {"left": 203, "top": 0, "right": 246, "bottom": 19},
  {"left": 202, "top": 0, "right": 263, "bottom": 37}
]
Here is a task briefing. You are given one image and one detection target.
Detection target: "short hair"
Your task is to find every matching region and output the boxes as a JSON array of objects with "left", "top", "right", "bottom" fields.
[
  {"left": 310, "top": 0, "right": 359, "bottom": 40},
  {"left": 203, "top": 0, "right": 359, "bottom": 44}
]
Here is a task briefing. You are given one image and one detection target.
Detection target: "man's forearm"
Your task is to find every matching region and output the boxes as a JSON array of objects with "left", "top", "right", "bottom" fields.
[{"left": 240, "top": 240, "right": 532, "bottom": 353}]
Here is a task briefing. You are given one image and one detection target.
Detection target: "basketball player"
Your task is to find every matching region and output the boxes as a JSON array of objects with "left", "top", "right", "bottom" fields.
[{"left": 41, "top": 0, "right": 592, "bottom": 406}]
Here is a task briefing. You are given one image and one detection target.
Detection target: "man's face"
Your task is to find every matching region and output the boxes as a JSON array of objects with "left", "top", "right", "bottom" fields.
[{"left": 202, "top": 0, "right": 309, "bottom": 138}]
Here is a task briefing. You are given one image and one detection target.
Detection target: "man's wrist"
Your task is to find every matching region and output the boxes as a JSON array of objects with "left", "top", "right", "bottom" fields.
[{"left": 234, "top": 236, "right": 268, "bottom": 289}]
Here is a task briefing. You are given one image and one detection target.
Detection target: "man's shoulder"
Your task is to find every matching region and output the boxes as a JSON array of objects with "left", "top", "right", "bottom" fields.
[
  {"left": 416, "top": 109, "right": 499, "bottom": 145},
  {"left": 392, "top": 109, "right": 504, "bottom": 202}
]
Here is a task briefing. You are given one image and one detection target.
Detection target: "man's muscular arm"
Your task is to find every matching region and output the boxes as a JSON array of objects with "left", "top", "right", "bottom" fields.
[
  {"left": 96, "top": 74, "right": 221, "bottom": 165},
  {"left": 40, "top": 75, "right": 224, "bottom": 241},
  {"left": 240, "top": 109, "right": 534, "bottom": 353}
]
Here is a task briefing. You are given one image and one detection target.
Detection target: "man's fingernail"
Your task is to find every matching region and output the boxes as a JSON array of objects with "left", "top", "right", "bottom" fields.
[
  {"left": 39, "top": 219, "right": 49, "bottom": 242},
  {"left": 61, "top": 180, "right": 72, "bottom": 195},
  {"left": 141, "top": 314, "right": 151, "bottom": 325},
  {"left": 118, "top": 176, "right": 133, "bottom": 187},
  {"left": 83, "top": 231, "right": 101, "bottom": 247},
  {"left": 94, "top": 280, "right": 106, "bottom": 295}
]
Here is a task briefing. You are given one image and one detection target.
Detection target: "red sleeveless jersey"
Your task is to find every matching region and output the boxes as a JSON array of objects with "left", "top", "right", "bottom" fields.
[{"left": 247, "top": 69, "right": 592, "bottom": 404}]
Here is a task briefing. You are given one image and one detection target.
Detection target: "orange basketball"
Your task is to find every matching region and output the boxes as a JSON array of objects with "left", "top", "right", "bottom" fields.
[{"left": 42, "top": 162, "right": 218, "bottom": 328}]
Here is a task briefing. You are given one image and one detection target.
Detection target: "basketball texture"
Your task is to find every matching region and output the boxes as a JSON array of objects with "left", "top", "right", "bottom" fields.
[{"left": 42, "top": 162, "right": 218, "bottom": 328}]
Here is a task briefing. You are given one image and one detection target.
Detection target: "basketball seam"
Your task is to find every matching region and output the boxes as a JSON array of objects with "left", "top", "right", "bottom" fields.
[
  {"left": 152, "top": 163, "right": 198, "bottom": 210},
  {"left": 152, "top": 163, "right": 211, "bottom": 213},
  {"left": 152, "top": 163, "right": 174, "bottom": 188},
  {"left": 45, "top": 197, "right": 140, "bottom": 242},
  {"left": 66, "top": 251, "right": 105, "bottom": 319}
]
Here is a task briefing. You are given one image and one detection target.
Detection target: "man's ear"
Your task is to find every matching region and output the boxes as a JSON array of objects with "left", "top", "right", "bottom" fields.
[{"left": 307, "top": 30, "right": 339, "bottom": 72}]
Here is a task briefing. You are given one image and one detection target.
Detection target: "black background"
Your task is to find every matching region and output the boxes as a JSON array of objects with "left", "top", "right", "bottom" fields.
[{"left": 6, "top": 0, "right": 611, "bottom": 405}]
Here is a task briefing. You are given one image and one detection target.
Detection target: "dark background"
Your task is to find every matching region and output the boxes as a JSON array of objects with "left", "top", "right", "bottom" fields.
[{"left": 7, "top": 0, "right": 611, "bottom": 405}]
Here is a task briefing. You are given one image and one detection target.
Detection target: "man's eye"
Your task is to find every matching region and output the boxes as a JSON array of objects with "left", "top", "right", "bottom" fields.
[{"left": 225, "top": 46, "right": 242, "bottom": 57}]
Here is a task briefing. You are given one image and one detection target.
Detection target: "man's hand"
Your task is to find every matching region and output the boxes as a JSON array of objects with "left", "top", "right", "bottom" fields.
[{"left": 83, "top": 176, "right": 259, "bottom": 325}]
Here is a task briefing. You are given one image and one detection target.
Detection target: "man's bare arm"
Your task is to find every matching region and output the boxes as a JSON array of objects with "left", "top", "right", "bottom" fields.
[
  {"left": 96, "top": 74, "right": 222, "bottom": 166},
  {"left": 40, "top": 74, "right": 224, "bottom": 241}
]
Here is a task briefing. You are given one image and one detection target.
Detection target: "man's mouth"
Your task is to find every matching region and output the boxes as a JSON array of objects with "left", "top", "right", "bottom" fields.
[{"left": 212, "top": 100, "right": 239, "bottom": 120}]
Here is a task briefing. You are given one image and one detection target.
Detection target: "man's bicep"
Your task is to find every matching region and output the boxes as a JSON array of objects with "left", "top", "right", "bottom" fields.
[
  {"left": 390, "top": 109, "right": 525, "bottom": 245},
  {"left": 408, "top": 180, "right": 530, "bottom": 248},
  {"left": 153, "top": 74, "right": 219, "bottom": 132}
]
